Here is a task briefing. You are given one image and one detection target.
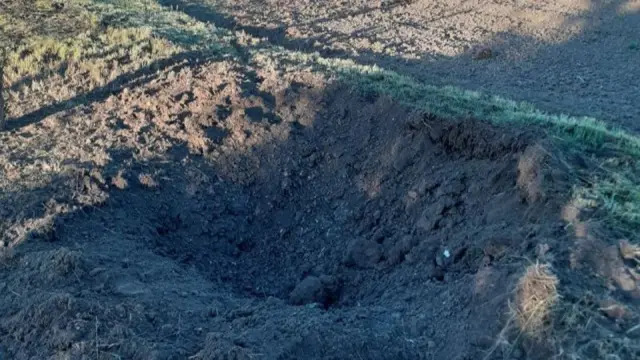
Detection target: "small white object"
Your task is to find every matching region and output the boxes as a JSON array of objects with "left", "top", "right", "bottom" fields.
[{"left": 443, "top": 249, "right": 451, "bottom": 258}]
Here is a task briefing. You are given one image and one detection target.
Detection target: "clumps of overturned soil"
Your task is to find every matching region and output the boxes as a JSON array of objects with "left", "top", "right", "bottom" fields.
[
  {"left": 0, "top": 59, "right": 626, "bottom": 359},
  {"left": 288, "top": 275, "right": 340, "bottom": 307}
]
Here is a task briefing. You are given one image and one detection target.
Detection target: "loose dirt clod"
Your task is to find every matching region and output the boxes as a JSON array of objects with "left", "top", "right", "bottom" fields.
[
  {"left": 599, "top": 299, "right": 628, "bottom": 321},
  {"left": 289, "top": 275, "right": 339, "bottom": 306},
  {"left": 344, "top": 238, "right": 384, "bottom": 269},
  {"left": 619, "top": 239, "right": 640, "bottom": 262},
  {"left": 472, "top": 46, "right": 493, "bottom": 60}
]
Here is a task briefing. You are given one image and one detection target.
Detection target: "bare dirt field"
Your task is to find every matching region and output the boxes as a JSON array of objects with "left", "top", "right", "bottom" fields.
[{"left": 1, "top": 1, "right": 640, "bottom": 359}]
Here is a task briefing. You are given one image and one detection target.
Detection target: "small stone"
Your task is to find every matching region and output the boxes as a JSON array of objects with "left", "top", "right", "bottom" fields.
[
  {"left": 480, "top": 255, "right": 492, "bottom": 267},
  {"left": 471, "top": 335, "right": 495, "bottom": 349},
  {"left": 289, "top": 276, "right": 326, "bottom": 306},
  {"left": 435, "top": 248, "right": 454, "bottom": 268},
  {"left": 416, "top": 210, "right": 439, "bottom": 231},
  {"left": 387, "top": 235, "right": 416, "bottom": 265},
  {"left": 613, "top": 270, "right": 637, "bottom": 292}
]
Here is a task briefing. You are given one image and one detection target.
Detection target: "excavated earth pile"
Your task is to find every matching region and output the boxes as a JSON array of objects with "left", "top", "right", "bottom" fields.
[{"left": 0, "top": 60, "right": 588, "bottom": 359}]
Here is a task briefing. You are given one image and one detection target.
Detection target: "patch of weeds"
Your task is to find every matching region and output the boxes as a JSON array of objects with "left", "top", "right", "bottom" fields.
[
  {"left": 5, "top": 26, "right": 179, "bottom": 83},
  {"left": 2, "top": 18, "right": 186, "bottom": 119},
  {"left": 551, "top": 293, "right": 640, "bottom": 360},
  {"left": 371, "top": 41, "right": 385, "bottom": 53},
  {"left": 573, "top": 166, "right": 640, "bottom": 235},
  {"left": 86, "top": 0, "right": 233, "bottom": 52},
  {"left": 0, "top": 0, "right": 98, "bottom": 46}
]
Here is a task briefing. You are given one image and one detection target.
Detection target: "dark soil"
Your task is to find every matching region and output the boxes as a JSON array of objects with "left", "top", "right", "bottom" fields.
[
  {"left": 0, "top": 58, "right": 601, "bottom": 360},
  {"left": 3, "top": 0, "right": 640, "bottom": 358}
]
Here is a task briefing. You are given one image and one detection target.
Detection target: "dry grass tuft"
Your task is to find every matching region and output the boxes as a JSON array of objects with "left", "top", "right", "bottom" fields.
[
  {"left": 619, "top": 239, "right": 640, "bottom": 264},
  {"left": 138, "top": 173, "right": 159, "bottom": 189},
  {"left": 112, "top": 170, "right": 129, "bottom": 190},
  {"left": 517, "top": 144, "right": 549, "bottom": 204},
  {"left": 514, "top": 262, "right": 560, "bottom": 339},
  {"left": 483, "top": 262, "right": 560, "bottom": 360}
]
